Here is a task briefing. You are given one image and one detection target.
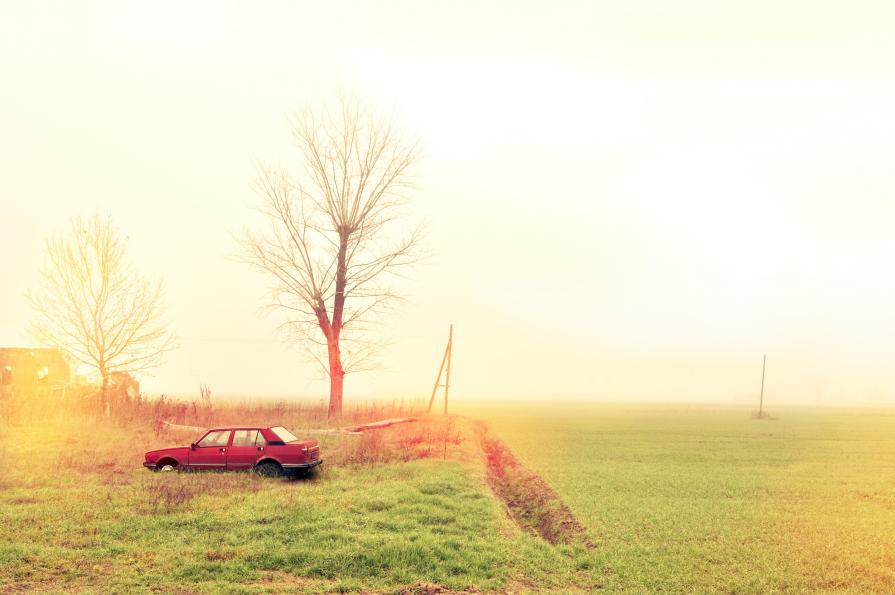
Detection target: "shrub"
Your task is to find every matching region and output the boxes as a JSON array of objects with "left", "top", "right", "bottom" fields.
[{"left": 144, "top": 476, "right": 199, "bottom": 513}]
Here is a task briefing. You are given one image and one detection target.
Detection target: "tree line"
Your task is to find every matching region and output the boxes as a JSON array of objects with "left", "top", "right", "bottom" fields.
[{"left": 27, "top": 99, "right": 421, "bottom": 418}]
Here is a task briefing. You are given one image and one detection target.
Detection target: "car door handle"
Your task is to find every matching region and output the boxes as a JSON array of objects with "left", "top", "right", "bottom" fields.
[
  {"left": 257, "top": 446, "right": 264, "bottom": 451},
  {"left": 219, "top": 448, "right": 226, "bottom": 453}
]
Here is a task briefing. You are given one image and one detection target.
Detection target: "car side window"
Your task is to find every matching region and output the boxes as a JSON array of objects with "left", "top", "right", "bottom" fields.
[
  {"left": 197, "top": 430, "right": 231, "bottom": 447},
  {"left": 232, "top": 430, "right": 261, "bottom": 447},
  {"left": 254, "top": 431, "right": 266, "bottom": 446}
]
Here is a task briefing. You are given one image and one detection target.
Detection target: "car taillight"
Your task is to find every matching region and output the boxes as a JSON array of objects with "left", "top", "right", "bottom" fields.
[{"left": 300, "top": 444, "right": 319, "bottom": 461}]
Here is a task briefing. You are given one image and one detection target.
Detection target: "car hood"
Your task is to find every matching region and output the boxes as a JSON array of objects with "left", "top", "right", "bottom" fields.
[{"left": 144, "top": 446, "right": 190, "bottom": 460}]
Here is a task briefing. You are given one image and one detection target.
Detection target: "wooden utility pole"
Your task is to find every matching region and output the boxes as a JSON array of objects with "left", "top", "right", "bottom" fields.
[
  {"left": 444, "top": 325, "right": 452, "bottom": 416},
  {"left": 426, "top": 324, "right": 453, "bottom": 415},
  {"left": 759, "top": 354, "right": 767, "bottom": 417}
]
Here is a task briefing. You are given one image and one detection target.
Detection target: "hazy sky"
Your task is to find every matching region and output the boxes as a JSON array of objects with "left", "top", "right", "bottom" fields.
[{"left": 2, "top": 1, "right": 895, "bottom": 405}]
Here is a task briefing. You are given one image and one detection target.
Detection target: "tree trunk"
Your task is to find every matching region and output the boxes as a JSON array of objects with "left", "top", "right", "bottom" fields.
[
  {"left": 326, "top": 230, "right": 348, "bottom": 419},
  {"left": 327, "top": 339, "right": 344, "bottom": 418},
  {"left": 100, "top": 367, "right": 110, "bottom": 418}
]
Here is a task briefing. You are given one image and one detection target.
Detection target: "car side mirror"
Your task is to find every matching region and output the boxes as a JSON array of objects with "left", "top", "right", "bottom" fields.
[{"left": 190, "top": 443, "right": 197, "bottom": 450}]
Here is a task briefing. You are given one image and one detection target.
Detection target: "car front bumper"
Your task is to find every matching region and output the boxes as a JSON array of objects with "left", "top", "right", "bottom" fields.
[{"left": 143, "top": 462, "right": 157, "bottom": 470}]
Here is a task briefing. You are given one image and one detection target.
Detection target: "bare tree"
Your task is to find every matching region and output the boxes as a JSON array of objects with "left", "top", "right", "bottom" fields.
[
  {"left": 28, "top": 215, "right": 175, "bottom": 416},
  {"left": 241, "top": 99, "right": 422, "bottom": 418}
]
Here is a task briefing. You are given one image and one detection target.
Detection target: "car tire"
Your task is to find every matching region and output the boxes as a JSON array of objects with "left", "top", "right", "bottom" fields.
[
  {"left": 254, "top": 461, "right": 283, "bottom": 478},
  {"left": 156, "top": 460, "right": 177, "bottom": 472}
]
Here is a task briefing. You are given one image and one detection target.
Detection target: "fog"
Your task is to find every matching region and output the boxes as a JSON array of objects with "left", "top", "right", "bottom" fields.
[{"left": 2, "top": 1, "right": 894, "bottom": 405}]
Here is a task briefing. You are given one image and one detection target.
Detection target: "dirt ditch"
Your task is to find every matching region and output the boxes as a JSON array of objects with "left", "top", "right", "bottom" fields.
[{"left": 476, "top": 423, "right": 592, "bottom": 547}]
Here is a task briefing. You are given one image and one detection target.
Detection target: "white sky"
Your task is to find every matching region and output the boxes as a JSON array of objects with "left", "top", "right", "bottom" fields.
[{"left": 2, "top": 1, "right": 894, "bottom": 405}]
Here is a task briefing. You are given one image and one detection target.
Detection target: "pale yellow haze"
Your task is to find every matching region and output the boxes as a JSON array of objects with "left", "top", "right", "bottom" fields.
[{"left": 2, "top": 1, "right": 894, "bottom": 405}]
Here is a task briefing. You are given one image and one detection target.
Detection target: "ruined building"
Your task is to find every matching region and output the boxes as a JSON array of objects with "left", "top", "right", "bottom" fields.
[{"left": 0, "top": 347, "right": 71, "bottom": 400}]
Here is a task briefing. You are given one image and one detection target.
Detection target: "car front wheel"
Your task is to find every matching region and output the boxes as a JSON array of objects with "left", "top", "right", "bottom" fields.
[{"left": 159, "top": 463, "right": 176, "bottom": 472}]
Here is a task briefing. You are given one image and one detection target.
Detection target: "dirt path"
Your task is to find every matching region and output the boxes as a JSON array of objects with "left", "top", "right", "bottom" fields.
[{"left": 475, "top": 421, "right": 591, "bottom": 546}]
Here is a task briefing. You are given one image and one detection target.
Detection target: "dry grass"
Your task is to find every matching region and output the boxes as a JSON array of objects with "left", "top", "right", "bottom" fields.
[
  {"left": 141, "top": 473, "right": 268, "bottom": 514},
  {"left": 0, "top": 422, "right": 8, "bottom": 490},
  {"left": 0, "top": 391, "right": 467, "bottom": 488},
  {"left": 317, "top": 416, "right": 466, "bottom": 468},
  {"left": 143, "top": 476, "right": 200, "bottom": 513},
  {"left": 139, "top": 395, "right": 425, "bottom": 434}
]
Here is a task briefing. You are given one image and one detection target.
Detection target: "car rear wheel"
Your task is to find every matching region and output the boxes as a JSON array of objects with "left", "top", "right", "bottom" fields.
[{"left": 254, "top": 461, "right": 283, "bottom": 478}]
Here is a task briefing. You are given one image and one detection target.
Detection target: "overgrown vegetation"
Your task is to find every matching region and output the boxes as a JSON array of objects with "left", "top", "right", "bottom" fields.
[
  {"left": 3, "top": 386, "right": 422, "bottom": 433},
  {"left": 0, "top": 403, "right": 590, "bottom": 592}
]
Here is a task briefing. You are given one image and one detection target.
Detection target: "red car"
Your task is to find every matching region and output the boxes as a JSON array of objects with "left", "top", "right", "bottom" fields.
[{"left": 143, "top": 425, "right": 322, "bottom": 477}]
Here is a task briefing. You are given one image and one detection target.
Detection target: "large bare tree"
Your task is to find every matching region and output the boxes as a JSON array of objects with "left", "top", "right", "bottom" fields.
[
  {"left": 241, "top": 100, "right": 422, "bottom": 418},
  {"left": 28, "top": 215, "right": 175, "bottom": 415}
]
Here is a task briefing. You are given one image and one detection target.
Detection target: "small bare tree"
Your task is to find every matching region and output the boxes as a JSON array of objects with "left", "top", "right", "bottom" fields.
[
  {"left": 241, "top": 99, "right": 422, "bottom": 418},
  {"left": 28, "top": 215, "right": 175, "bottom": 416}
]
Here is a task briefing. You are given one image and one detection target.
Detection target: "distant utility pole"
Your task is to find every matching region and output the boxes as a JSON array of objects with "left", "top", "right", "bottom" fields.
[
  {"left": 426, "top": 324, "right": 453, "bottom": 415},
  {"left": 758, "top": 354, "right": 767, "bottom": 417}
]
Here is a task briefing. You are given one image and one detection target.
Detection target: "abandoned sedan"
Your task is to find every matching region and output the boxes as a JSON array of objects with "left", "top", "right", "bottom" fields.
[{"left": 143, "top": 426, "right": 321, "bottom": 477}]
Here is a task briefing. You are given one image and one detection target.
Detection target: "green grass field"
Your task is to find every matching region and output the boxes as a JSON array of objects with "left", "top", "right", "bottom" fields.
[
  {"left": 470, "top": 403, "right": 895, "bottom": 593},
  {"left": 1, "top": 403, "right": 894, "bottom": 592}
]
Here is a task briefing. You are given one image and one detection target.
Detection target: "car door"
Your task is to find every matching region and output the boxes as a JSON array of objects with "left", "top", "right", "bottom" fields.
[
  {"left": 227, "top": 429, "right": 266, "bottom": 470},
  {"left": 188, "top": 429, "right": 231, "bottom": 469}
]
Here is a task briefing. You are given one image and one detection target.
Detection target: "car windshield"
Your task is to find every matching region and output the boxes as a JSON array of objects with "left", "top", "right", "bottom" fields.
[{"left": 270, "top": 426, "right": 300, "bottom": 443}]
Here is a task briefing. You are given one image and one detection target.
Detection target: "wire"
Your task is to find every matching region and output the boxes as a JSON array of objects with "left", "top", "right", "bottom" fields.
[{"left": 177, "top": 336, "right": 282, "bottom": 344}]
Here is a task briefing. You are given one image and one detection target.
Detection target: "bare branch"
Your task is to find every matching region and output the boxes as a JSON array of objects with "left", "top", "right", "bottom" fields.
[
  {"left": 27, "top": 215, "right": 177, "bottom": 415},
  {"left": 240, "top": 98, "right": 422, "bottom": 416}
]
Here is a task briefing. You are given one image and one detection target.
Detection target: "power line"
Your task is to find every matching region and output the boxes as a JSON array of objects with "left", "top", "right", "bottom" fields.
[{"left": 178, "top": 336, "right": 282, "bottom": 344}]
